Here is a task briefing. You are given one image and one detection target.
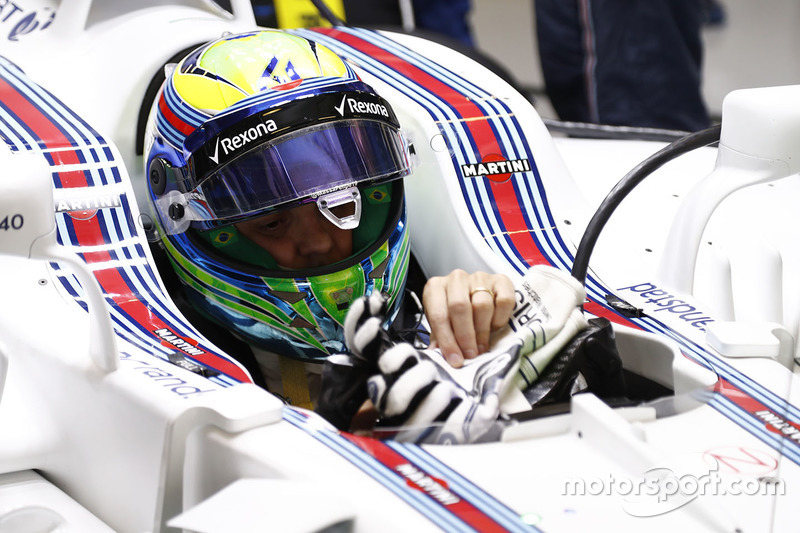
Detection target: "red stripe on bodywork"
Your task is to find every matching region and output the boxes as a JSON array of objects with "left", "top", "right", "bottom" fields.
[
  {"left": 49, "top": 148, "right": 86, "bottom": 166},
  {"left": 67, "top": 218, "right": 250, "bottom": 381},
  {"left": 314, "top": 28, "right": 639, "bottom": 329},
  {"left": 344, "top": 433, "right": 514, "bottom": 532},
  {"left": 54, "top": 169, "right": 89, "bottom": 188},
  {"left": 582, "top": 300, "right": 640, "bottom": 329},
  {"left": 92, "top": 266, "right": 250, "bottom": 382},
  {"left": 81, "top": 250, "right": 112, "bottom": 264},
  {"left": 68, "top": 216, "right": 108, "bottom": 247},
  {"left": 0, "top": 69, "right": 251, "bottom": 384},
  {"left": 716, "top": 378, "right": 800, "bottom": 447},
  {"left": 0, "top": 77, "right": 75, "bottom": 150},
  {"left": 313, "top": 28, "right": 548, "bottom": 267}
]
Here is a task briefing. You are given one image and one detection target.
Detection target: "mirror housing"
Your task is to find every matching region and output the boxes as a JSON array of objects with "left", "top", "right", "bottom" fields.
[{"left": 0, "top": 150, "right": 118, "bottom": 372}]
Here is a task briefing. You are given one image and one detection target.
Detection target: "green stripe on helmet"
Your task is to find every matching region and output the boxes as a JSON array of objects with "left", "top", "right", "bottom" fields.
[
  {"left": 163, "top": 238, "right": 329, "bottom": 352},
  {"left": 261, "top": 276, "right": 321, "bottom": 331},
  {"left": 307, "top": 263, "right": 367, "bottom": 326},
  {"left": 385, "top": 228, "right": 410, "bottom": 311}
]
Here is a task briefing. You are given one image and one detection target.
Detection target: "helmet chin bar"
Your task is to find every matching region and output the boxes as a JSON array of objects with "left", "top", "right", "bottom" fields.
[{"left": 316, "top": 187, "right": 361, "bottom": 230}]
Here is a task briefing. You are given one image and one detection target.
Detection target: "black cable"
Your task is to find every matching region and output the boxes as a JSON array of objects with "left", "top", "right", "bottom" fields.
[
  {"left": 309, "top": 0, "right": 347, "bottom": 26},
  {"left": 570, "top": 124, "right": 722, "bottom": 285}
]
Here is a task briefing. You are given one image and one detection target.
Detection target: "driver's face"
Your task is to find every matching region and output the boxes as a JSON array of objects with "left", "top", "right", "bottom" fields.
[{"left": 235, "top": 203, "right": 353, "bottom": 270}]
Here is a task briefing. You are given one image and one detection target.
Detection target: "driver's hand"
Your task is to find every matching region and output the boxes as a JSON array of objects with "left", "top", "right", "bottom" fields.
[{"left": 422, "top": 270, "right": 515, "bottom": 368}]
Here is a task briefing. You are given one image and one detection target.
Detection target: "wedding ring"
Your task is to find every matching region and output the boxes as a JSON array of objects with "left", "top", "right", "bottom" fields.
[{"left": 470, "top": 287, "right": 495, "bottom": 299}]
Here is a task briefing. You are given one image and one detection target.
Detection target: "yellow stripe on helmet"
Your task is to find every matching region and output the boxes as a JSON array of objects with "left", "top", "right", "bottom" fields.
[{"left": 172, "top": 31, "right": 349, "bottom": 114}]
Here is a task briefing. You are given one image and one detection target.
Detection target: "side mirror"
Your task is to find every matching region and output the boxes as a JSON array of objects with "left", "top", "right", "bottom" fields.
[
  {"left": 658, "top": 85, "right": 800, "bottom": 293},
  {"left": 0, "top": 152, "right": 57, "bottom": 257},
  {"left": 0, "top": 151, "right": 118, "bottom": 372}
]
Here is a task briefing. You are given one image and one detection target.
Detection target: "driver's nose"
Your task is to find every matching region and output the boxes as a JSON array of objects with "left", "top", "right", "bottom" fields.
[{"left": 292, "top": 205, "right": 351, "bottom": 266}]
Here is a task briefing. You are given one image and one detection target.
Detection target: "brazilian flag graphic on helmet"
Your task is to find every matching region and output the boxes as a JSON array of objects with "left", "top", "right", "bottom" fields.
[{"left": 144, "top": 30, "right": 413, "bottom": 361}]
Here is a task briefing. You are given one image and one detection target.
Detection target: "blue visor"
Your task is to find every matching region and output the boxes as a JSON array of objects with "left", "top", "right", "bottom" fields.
[{"left": 181, "top": 119, "right": 410, "bottom": 222}]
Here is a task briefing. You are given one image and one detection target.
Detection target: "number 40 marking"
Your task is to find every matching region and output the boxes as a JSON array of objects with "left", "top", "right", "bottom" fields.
[{"left": 0, "top": 214, "right": 24, "bottom": 230}]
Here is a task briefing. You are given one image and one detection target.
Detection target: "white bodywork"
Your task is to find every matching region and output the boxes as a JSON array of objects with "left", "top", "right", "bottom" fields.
[{"left": 0, "top": 2, "right": 799, "bottom": 532}]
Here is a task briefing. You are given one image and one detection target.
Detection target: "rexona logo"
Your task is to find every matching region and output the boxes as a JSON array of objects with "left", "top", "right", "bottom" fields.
[
  {"left": 461, "top": 154, "right": 531, "bottom": 183},
  {"left": 334, "top": 94, "right": 389, "bottom": 118},
  {"left": 209, "top": 118, "right": 278, "bottom": 164}
]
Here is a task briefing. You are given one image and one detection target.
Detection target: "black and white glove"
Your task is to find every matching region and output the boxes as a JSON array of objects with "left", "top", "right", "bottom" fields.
[
  {"left": 315, "top": 292, "right": 394, "bottom": 430},
  {"left": 342, "top": 292, "right": 509, "bottom": 444},
  {"left": 319, "top": 264, "right": 588, "bottom": 439},
  {"left": 344, "top": 291, "right": 394, "bottom": 363},
  {"left": 366, "top": 342, "right": 512, "bottom": 444}
]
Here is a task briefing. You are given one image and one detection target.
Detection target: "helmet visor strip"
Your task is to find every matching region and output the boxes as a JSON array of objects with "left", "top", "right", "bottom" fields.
[{"left": 183, "top": 119, "right": 409, "bottom": 223}]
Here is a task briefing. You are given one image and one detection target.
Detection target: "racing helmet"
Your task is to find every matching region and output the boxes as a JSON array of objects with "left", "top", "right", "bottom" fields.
[{"left": 144, "top": 30, "right": 413, "bottom": 362}]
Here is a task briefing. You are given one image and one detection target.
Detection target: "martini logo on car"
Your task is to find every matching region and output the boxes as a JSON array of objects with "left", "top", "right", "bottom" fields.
[
  {"left": 755, "top": 410, "right": 800, "bottom": 443},
  {"left": 209, "top": 118, "right": 278, "bottom": 164},
  {"left": 395, "top": 463, "right": 460, "bottom": 505},
  {"left": 461, "top": 155, "right": 531, "bottom": 183},
  {"left": 154, "top": 327, "right": 206, "bottom": 357},
  {"left": 56, "top": 194, "right": 122, "bottom": 220}
]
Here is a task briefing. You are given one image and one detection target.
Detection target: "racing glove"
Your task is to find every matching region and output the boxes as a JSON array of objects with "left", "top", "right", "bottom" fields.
[
  {"left": 316, "top": 292, "right": 397, "bottom": 430},
  {"left": 346, "top": 265, "right": 587, "bottom": 443},
  {"left": 344, "top": 291, "right": 512, "bottom": 444}
]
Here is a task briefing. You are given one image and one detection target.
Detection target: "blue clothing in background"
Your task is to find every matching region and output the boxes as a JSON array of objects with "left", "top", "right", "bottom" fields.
[
  {"left": 536, "top": 0, "right": 711, "bottom": 131},
  {"left": 412, "top": 0, "right": 475, "bottom": 46}
]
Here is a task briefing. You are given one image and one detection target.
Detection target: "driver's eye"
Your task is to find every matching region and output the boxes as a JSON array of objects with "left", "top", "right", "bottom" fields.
[{"left": 260, "top": 217, "right": 286, "bottom": 232}]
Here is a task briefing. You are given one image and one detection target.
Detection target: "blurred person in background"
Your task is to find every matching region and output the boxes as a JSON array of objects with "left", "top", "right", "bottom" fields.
[{"left": 535, "top": 0, "right": 713, "bottom": 131}]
